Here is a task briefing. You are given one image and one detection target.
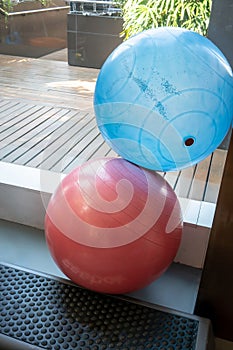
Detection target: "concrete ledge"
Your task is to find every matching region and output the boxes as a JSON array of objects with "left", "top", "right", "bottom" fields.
[
  {"left": 0, "top": 162, "right": 64, "bottom": 229},
  {"left": 0, "top": 161, "right": 215, "bottom": 268}
]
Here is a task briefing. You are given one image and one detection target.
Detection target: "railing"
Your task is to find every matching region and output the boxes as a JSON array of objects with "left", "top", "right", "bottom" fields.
[
  {"left": 0, "top": 5, "right": 69, "bottom": 16},
  {"left": 0, "top": 0, "right": 69, "bottom": 16},
  {"left": 67, "top": 0, "right": 121, "bottom": 16}
]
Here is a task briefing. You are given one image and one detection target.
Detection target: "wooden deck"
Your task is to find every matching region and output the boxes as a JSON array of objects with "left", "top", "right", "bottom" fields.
[
  {"left": 0, "top": 52, "right": 98, "bottom": 111},
  {"left": 0, "top": 53, "right": 227, "bottom": 204},
  {"left": 0, "top": 98, "right": 115, "bottom": 173}
]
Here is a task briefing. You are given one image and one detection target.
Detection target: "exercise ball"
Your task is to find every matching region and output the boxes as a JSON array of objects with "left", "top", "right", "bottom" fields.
[
  {"left": 94, "top": 27, "right": 233, "bottom": 171},
  {"left": 45, "top": 157, "right": 183, "bottom": 294}
]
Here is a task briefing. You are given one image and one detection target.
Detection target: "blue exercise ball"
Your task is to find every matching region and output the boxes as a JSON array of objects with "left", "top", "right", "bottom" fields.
[{"left": 94, "top": 27, "right": 233, "bottom": 171}]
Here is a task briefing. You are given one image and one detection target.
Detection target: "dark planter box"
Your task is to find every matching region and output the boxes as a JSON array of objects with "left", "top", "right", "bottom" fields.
[
  {"left": 67, "top": 13, "right": 123, "bottom": 69},
  {"left": 0, "top": 0, "right": 69, "bottom": 58}
]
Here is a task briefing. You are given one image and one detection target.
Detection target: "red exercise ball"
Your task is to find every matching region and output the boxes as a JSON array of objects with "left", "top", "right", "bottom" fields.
[{"left": 45, "top": 157, "right": 183, "bottom": 294}]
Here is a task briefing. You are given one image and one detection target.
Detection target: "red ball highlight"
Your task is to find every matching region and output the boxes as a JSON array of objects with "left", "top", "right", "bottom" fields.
[{"left": 45, "top": 157, "right": 183, "bottom": 294}]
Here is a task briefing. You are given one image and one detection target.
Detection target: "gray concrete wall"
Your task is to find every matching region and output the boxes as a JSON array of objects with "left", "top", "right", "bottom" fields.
[{"left": 208, "top": 0, "right": 233, "bottom": 67}]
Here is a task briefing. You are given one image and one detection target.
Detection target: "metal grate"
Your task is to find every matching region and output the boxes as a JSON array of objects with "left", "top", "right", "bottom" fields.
[{"left": 0, "top": 263, "right": 212, "bottom": 350}]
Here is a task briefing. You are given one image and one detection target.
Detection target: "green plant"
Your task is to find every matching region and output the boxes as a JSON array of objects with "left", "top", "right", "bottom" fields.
[
  {"left": 0, "top": 0, "right": 14, "bottom": 12},
  {"left": 120, "top": 0, "right": 212, "bottom": 40}
]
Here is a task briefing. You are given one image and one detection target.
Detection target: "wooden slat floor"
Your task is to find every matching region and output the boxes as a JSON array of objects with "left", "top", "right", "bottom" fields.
[
  {"left": 0, "top": 98, "right": 114, "bottom": 170},
  {"left": 0, "top": 53, "right": 98, "bottom": 111},
  {"left": 0, "top": 53, "right": 228, "bottom": 204}
]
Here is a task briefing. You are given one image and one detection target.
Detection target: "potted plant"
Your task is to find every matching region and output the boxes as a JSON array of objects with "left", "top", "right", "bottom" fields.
[{"left": 67, "top": 0, "right": 211, "bottom": 69}]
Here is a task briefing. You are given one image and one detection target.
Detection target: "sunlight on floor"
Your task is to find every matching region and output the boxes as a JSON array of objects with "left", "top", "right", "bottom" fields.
[
  {"left": 47, "top": 80, "right": 96, "bottom": 93},
  {"left": 7, "top": 58, "right": 32, "bottom": 64}
]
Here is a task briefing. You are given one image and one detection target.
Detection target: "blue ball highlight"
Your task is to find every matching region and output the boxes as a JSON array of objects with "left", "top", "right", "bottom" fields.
[{"left": 94, "top": 27, "right": 233, "bottom": 171}]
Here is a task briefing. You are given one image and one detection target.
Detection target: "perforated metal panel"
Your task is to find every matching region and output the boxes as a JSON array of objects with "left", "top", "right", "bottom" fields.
[{"left": 0, "top": 263, "right": 213, "bottom": 350}]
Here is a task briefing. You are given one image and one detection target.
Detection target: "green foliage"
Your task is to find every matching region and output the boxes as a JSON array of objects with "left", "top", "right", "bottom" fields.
[
  {"left": 1, "top": 0, "right": 13, "bottom": 12},
  {"left": 0, "top": 0, "right": 50, "bottom": 14},
  {"left": 120, "top": 0, "right": 212, "bottom": 40}
]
